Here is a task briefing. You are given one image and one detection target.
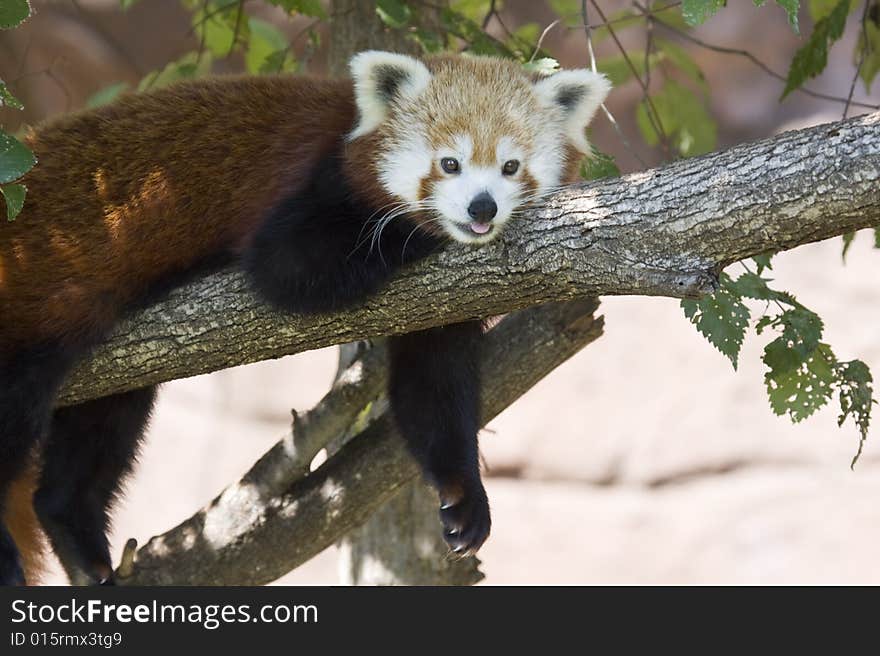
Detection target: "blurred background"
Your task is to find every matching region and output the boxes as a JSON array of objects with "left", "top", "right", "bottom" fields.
[{"left": 2, "top": 0, "right": 879, "bottom": 584}]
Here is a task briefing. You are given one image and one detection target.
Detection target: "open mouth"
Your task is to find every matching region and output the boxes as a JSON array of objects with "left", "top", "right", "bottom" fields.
[{"left": 452, "top": 221, "right": 494, "bottom": 238}]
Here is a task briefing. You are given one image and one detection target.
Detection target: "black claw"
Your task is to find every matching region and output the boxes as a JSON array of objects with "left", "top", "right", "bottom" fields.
[{"left": 437, "top": 478, "right": 491, "bottom": 554}]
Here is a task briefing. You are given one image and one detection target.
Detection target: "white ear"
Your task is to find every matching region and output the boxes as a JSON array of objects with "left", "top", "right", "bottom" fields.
[
  {"left": 533, "top": 70, "right": 611, "bottom": 153},
  {"left": 348, "top": 51, "right": 432, "bottom": 140}
]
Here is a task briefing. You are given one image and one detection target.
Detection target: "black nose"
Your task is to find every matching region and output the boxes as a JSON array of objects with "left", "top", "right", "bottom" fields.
[{"left": 467, "top": 192, "right": 497, "bottom": 223}]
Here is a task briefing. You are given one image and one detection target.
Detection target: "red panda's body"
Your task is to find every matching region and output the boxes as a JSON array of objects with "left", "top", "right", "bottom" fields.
[
  {"left": 0, "top": 52, "right": 610, "bottom": 585},
  {"left": 1, "top": 76, "right": 356, "bottom": 353}
]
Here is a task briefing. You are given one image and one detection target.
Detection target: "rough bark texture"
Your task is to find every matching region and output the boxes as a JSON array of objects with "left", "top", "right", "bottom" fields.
[
  {"left": 119, "top": 299, "right": 604, "bottom": 585},
  {"left": 58, "top": 112, "right": 880, "bottom": 408}
]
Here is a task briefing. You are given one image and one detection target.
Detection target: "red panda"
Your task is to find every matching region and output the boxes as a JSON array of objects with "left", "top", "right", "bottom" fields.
[{"left": 0, "top": 51, "right": 610, "bottom": 585}]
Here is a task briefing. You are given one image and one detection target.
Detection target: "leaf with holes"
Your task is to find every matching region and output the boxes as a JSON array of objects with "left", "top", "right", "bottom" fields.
[
  {"left": 681, "top": 275, "right": 750, "bottom": 369},
  {"left": 836, "top": 359, "right": 874, "bottom": 467},
  {"left": 782, "top": 0, "right": 850, "bottom": 99},
  {"left": 762, "top": 307, "right": 825, "bottom": 360},
  {"left": 765, "top": 342, "right": 835, "bottom": 422}
]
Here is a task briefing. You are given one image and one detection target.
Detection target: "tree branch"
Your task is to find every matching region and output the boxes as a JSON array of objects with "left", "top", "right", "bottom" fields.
[
  {"left": 59, "top": 112, "right": 880, "bottom": 407},
  {"left": 119, "top": 298, "right": 604, "bottom": 585}
]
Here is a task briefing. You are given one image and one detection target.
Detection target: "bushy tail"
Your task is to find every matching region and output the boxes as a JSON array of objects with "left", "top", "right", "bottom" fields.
[{"left": 4, "top": 462, "right": 45, "bottom": 584}]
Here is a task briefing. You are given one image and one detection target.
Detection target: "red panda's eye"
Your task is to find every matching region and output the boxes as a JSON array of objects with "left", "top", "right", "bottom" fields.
[
  {"left": 440, "top": 157, "right": 460, "bottom": 174},
  {"left": 502, "top": 160, "right": 520, "bottom": 176}
]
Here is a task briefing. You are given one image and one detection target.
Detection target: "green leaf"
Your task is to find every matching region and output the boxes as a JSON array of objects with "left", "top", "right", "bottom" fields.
[
  {"left": 246, "top": 18, "right": 289, "bottom": 74},
  {"left": 809, "top": 0, "right": 845, "bottom": 19},
  {"left": 451, "top": 0, "right": 491, "bottom": 22},
  {"left": 752, "top": 253, "right": 774, "bottom": 274},
  {"left": 765, "top": 342, "right": 835, "bottom": 422},
  {"left": 442, "top": 8, "right": 513, "bottom": 57},
  {"left": 0, "top": 131, "right": 36, "bottom": 184},
  {"left": 376, "top": 0, "right": 412, "bottom": 29},
  {"left": 835, "top": 358, "right": 874, "bottom": 467},
  {"left": 260, "top": 48, "right": 297, "bottom": 74},
  {"left": 842, "top": 230, "right": 856, "bottom": 261},
  {"left": 120, "top": 0, "right": 139, "bottom": 10},
  {"left": 0, "top": 0, "right": 30, "bottom": 29},
  {"left": 681, "top": 274, "right": 750, "bottom": 369},
  {"left": 548, "top": 0, "right": 579, "bottom": 20},
  {"left": 728, "top": 272, "right": 776, "bottom": 300},
  {"left": 655, "top": 39, "right": 709, "bottom": 93},
  {"left": 410, "top": 27, "right": 445, "bottom": 54},
  {"left": 0, "top": 79, "right": 23, "bottom": 109},
  {"left": 597, "top": 52, "right": 649, "bottom": 87},
  {"left": 522, "top": 58, "right": 559, "bottom": 76},
  {"left": 86, "top": 82, "right": 128, "bottom": 108},
  {"left": 1, "top": 182, "right": 26, "bottom": 221},
  {"left": 681, "top": 0, "right": 726, "bottom": 26},
  {"left": 580, "top": 151, "right": 620, "bottom": 180},
  {"left": 636, "top": 80, "right": 717, "bottom": 157},
  {"left": 773, "top": 307, "right": 825, "bottom": 359},
  {"left": 782, "top": 0, "right": 850, "bottom": 99},
  {"left": 729, "top": 272, "right": 798, "bottom": 307},
  {"left": 591, "top": 9, "right": 644, "bottom": 43},
  {"left": 138, "top": 52, "right": 213, "bottom": 91},
  {"left": 193, "top": 1, "right": 245, "bottom": 58},
  {"left": 858, "top": 14, "right": 880, "bottom": 92}
]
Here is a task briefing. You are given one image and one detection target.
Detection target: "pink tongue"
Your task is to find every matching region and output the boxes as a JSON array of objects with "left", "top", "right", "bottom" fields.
[{"left": 469, "top": 222, "right": 491, "bottom": 234}]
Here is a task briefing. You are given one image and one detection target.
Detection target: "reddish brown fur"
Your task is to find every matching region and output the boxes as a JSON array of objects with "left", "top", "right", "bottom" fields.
[{"left": 0, "top": 75, "right": 363, "bottom": 356}]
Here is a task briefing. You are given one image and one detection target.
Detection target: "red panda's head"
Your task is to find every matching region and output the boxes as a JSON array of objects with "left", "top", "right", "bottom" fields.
[{"left": 346, "top": 51, "right": 611, "bottom": 245}]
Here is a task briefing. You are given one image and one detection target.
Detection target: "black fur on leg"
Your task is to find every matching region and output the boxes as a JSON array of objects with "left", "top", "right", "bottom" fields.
[
  {"left": 388, "top": 320, "right": 491, "bottom": 555},
  {"left": 0, "top": 342, "right": 77, "bottom": 586},
  {"left": 34, "top": 386, "right": 157, "bottom": 586},
  {"left": 243, "top": 148, "right": 440, "bottom": 315}
]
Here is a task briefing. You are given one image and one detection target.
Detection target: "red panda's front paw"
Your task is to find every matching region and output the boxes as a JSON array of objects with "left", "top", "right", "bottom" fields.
[{"left": 438, "top": 478, "right": 491, "bottom": 557}]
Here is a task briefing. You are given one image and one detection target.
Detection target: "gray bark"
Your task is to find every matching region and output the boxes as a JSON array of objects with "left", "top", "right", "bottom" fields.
[
  {"left": 118, "top": 298, "right": 604, "bottom": 585},
  {"left": 58, "top": 112, "right": 880, "bottom": 407}
]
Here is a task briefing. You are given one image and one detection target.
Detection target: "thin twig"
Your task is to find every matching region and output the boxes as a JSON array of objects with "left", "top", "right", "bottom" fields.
[
  {"left": 633, "top": 1, "right": 880, "bottom": 111},
  {"left": 588, "top": 0, "right": 671, "bottom": 155},
  {"left": 845, "top": 0, "right": 872, "bottom": 118},
  {"left": 529, "top": 19, "right": 561, "bottom": 63},
  {"left": 228, "top": 0, "right": 246, "bottom": 57},
  {"left": 481, "top": 0, "right": 497, "bottom": 30},
  {"left": 196, "top": 0, "right": 209, "bottom": 65},
  {"left": 581, "top": 0, "right": 649, "bottom": 168}
]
